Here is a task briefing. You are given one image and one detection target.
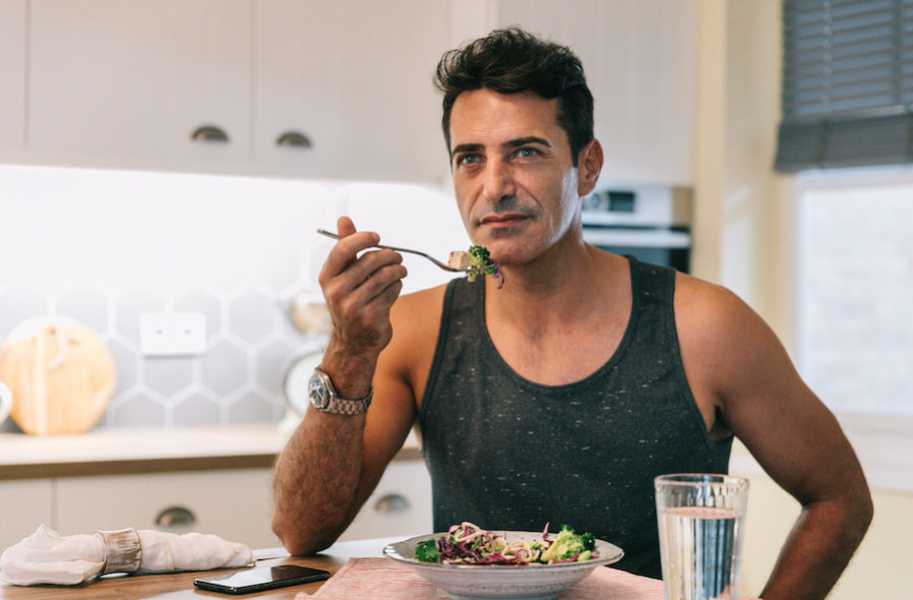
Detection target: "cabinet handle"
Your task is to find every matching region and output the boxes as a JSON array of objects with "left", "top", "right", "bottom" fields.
[
  {"left": 275, "top": 131, "right": 313, "bottom": 149},
  {"left": 373, "top": 493, "right": 410, "bottom": 514},
  {"left": 154, "top": 505, "right": 197, "bottom": 530},
  {"left": 190, "top": 125, "right": 230, "bottom": 143}
]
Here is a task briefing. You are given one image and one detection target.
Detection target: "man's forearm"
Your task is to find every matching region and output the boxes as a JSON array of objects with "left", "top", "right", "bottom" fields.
[
  {"left": 271, "top": 348, "right": 376, "bottom": 555},
  {"left": 271, "top": 408, "right": 365, "bottom": 555},
  {"left": 760, "top": 496, "right": 872, "bottom": 600}
]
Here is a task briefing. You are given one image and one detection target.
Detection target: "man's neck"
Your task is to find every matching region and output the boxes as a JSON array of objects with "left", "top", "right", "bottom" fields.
[{"left": 484, "top": 230, "right": 620, "bottom": 339}]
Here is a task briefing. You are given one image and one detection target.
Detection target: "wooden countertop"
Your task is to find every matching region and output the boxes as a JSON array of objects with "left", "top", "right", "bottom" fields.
[
  {"left": 0, "top": 425, "right": 422, "bottom": 480},
  {"left": 0, "top": 537, "right": 399, "bottom": 599}
]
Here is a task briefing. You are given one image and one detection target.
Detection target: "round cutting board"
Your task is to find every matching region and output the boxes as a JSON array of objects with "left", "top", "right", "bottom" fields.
[{"left": 0, "top": 317, "right": 116, "bottom": 435}]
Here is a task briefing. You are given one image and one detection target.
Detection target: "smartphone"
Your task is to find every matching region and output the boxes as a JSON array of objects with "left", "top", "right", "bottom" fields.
[{"left": 192, "top": 564, "right": 331, "bottom": 595}]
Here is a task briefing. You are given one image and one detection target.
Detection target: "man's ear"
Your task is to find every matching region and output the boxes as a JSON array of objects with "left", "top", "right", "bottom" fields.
[{"left": 576, "top": 139, "right": 604, "bottom": 197}]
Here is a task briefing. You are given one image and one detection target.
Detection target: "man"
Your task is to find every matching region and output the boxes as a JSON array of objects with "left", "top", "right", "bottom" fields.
[{"left": 272, "top": 29, "right": 872, "bottom": 598}]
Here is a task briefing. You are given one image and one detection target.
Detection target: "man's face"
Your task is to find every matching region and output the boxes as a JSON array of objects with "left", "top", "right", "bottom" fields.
[{"left": 448, "top": 89, "right": 581, "bottom": 266}]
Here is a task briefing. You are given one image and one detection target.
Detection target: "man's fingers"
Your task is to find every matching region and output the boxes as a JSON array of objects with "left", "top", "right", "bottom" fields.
[
  {"left": 320, "top": 231, "right": 381, "bottom": 282},
  {"left": 353, "top": 263, "right": 407, "bottom": 305},
  {"left": 344, "top": 278, "right": 404, "bottom": 324},
  {"left": 336, "top": 216, "right": 356, "bottom": 238},
  {"left": 327, "top": 257, "right": 406, "bottom": 310}
]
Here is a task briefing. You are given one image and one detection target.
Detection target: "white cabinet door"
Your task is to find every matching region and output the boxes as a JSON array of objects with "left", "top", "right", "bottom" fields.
[
  {"left": 339, "top": 459, "right": 433, "bottom": 541},
  {"left": 0, "top": 0, "right": 26, "bottom": 156},
  {"left": 0, "top": 479, "right": 54, "bottom": 551},
  {"left": 494, "top": 0, "right": 696, "bottom": 186},
  {"left": 56, "top": 469, "right": 280, "bottom": 549},
  {"left": 254, "top": 0, "right": 451, "bottom": 184},
  {"left": 28, "top": 0, "right": 252, "bottom": 173}
]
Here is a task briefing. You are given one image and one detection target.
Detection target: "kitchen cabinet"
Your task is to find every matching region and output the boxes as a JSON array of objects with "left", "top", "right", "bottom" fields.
[
  {"left": 0, "top": 480, "right": 54, "bottom": 551},
  {"left": 56, "top": 468, "right": 280, "bottom": 549},
  {"left": 11, "top": 0, "right": 693, "bottom": 184},
  {"left": 52, "top": 460, "right": 432, "bottom": 548},
  {"left": 492, "top": 0, "right": 697, "bottom": 186},
  {"left": 0, "top": 428, "right": 430, "bottom": 553},
  {"left": 28, "top": 0, "right": 252, "bottom": 172},
  {"left": 0, "top": 0, "right": 26, "bottom": 157},
  {"left": 20, "top": 0, "right": 451, "bottom": 183},
  {"left": 339, "top": 459, "right": 432, "bottom": 541},
  {"left": 253, "top": 0, "right": 451, "bottom": 183}
]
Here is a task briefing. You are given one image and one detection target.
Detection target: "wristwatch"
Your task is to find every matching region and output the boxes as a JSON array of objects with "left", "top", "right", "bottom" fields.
[{"left": 308, "top": 368, "right": 373, "bottom": 415}]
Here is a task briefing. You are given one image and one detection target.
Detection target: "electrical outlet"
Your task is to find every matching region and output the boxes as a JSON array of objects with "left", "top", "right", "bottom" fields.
[{"left": 139, "top": 312, "right": 207, "bottom": 356}]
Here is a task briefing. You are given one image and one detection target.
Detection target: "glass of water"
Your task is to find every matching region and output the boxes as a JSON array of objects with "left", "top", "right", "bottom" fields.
[{"left": 655, "top": 474, "right": 750, "bottom": 600}]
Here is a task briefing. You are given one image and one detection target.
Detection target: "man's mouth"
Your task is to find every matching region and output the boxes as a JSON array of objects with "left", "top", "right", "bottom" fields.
[{"left": 479, "top": 213, "right": 531, "bottom": 227}]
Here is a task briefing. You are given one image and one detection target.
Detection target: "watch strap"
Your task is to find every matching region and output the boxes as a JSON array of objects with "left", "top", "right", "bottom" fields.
[
  {"left": 311, "top": 368, "right": 373, "bottom": 415},
  {"left": 324, "top": 390, "right": 373, "bottom": 416}
]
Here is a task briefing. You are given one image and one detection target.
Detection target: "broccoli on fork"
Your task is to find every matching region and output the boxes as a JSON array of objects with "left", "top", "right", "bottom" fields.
[{"left": 449, "top": 245, "right": 504, "bottom": 288}]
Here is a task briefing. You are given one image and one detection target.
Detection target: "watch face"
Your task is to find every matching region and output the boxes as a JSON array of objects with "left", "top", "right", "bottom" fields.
[
  {"left": 308, "top": 371, "right": 330, "bottom": 410},
  {"left": 284, "top": 350, "right": 325, "bottom": 416}
]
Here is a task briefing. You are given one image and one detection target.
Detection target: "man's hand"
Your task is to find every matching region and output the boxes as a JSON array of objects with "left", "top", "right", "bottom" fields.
[{"left": 318, "top": 216, "right": 407, "bottom": 396}]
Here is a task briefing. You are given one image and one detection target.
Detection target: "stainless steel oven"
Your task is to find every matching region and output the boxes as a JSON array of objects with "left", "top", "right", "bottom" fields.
[{"left": 581, "top": 186, "right": 692, "bottom": 273}]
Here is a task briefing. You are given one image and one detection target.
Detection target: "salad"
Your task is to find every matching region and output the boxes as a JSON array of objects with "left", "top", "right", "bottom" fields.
[
  {"left": 448, "top": 245, "right": 504, "bottom": 288},
  {"left": 414, "top": 522, "right": 597, "bottom": 565}
]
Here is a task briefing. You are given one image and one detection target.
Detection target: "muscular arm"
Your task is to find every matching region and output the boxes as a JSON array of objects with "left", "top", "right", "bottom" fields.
[
  {"left": 271, "top": 218, "right": 417, "bottom": 555},
  {"left": 677, "top": 277, "right": 873, "bottom": 600}
]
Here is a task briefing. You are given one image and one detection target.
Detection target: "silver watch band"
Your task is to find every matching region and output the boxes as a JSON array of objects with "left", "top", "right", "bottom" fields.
[
  {"left": 325, "top": 390, "right": 373, "bottom": 416},
  {"left": 310, "top": 368, "right": 373, "bottom": 415}
]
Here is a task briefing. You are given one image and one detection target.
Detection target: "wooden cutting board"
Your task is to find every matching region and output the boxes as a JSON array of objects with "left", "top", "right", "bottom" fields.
[{"left": 0, "top": 318, "right": 116, "bottom": 435}]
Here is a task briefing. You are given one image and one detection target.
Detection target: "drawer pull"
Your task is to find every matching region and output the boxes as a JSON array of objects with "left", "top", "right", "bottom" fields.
[
  {"left": 276, "top": 130, "right": 313, "bottom": 149},
  {"left": 155, "top": 505, "right": 196, "bottom": 530},
  {"left": 190, "top": 125, "right": 230, "bottom": 143},
  {"left": 373, "top": 493, "right": 409, "bottom": 514}
]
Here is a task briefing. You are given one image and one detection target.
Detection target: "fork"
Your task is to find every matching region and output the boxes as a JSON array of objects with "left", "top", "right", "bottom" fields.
[{"left": 316, "top": 229, "right": 464, "bottom": 273}]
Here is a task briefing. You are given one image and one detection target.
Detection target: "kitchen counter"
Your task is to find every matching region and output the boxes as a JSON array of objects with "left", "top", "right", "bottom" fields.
[
  {"left": 0, "top": 537, "right": 398, "bottom": 599},
  {"left": 0, "top": 425, "right": 422, "bottom": 480}
]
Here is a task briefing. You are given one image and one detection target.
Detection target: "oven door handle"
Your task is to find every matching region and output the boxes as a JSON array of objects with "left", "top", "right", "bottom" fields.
[{"left": 582, "top": 229, "right": 691, "bottom": 249}]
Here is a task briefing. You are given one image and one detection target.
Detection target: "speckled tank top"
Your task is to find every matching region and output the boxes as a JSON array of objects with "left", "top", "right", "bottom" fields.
[{"left": 418, "top": 256, "right": 732, "bottom": 578}]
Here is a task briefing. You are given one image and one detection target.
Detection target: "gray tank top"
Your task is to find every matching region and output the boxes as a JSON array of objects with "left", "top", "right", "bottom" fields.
[{"left": 418, "top": 257, "right": 732, "bottom": 578}]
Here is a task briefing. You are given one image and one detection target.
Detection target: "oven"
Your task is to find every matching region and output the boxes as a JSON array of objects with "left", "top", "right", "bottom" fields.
[{"left": 581, "top": 186, "right": 693, "bottom": 273}]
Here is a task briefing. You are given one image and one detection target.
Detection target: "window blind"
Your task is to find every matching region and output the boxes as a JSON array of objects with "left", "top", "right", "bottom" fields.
[{"left": 775, "top": 0, "right": 913, "bottom": 171}]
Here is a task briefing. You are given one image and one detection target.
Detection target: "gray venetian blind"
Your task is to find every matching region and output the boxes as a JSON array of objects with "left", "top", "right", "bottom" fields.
[{"left": 775, "top": 0, "right": 913, "bottom": 171}]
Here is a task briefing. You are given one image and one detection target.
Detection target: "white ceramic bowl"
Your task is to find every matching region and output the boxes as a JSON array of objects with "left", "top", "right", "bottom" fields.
[{"left": 383, "top": 531, "right": 624, "bottom": 600}]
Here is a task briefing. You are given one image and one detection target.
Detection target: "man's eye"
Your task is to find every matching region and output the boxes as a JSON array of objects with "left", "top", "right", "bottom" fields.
[
  {"left": 513, "top": 147, "right": 540, "bottom": 159},
  {"left": 457, "top": 154, "right": 482, "bottom": 166}
]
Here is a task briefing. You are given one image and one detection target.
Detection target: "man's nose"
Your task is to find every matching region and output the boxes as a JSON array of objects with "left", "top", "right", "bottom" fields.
[{"left": 480, "top": 157, "right": 517, "bottom": 205}]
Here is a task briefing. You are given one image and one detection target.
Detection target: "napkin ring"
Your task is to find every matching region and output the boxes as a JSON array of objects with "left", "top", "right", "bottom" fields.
[{"left": 98, "top": 528, "right": 143, "bottom": 574}]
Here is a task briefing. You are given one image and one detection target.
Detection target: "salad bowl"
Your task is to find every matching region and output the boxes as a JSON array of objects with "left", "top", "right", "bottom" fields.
[{"left": 383, "top": 530, "right": 624, "bottom": 600}]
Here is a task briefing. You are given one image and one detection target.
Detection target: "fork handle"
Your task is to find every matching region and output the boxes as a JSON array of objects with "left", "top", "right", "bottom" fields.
[
  {"left": 316, "top": 228, "right": 420, "bottom": 255},
  {"left": 315, "top": 228, "right": 462, "bottom": 272}
]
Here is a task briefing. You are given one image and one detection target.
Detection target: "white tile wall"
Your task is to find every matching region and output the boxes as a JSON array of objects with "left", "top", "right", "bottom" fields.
[{"left": 0, "top": 164, "right": 468, "bottom": 432}]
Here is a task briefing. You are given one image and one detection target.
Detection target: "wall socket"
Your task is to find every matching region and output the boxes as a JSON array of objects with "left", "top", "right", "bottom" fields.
[{"left": 139, "top": 312, "right": 207, "bottom": 356}]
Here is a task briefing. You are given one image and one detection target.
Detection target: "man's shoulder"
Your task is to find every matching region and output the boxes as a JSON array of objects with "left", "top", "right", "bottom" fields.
[
  {"left": 674, "top": 271, "right": 760, "bottom": 339},
  {"left": 673, "top": 271, "right": 780, "bottom": 388}
]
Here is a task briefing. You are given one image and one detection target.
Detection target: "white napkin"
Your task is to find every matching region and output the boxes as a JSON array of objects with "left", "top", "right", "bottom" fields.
[{"left": 0, "top": 524, "right": 253, "bottom": 586}]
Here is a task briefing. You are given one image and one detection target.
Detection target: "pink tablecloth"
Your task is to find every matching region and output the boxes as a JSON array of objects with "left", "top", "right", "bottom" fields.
[{"left": 304, "top": 557, "right": 664, "bottom": 600}]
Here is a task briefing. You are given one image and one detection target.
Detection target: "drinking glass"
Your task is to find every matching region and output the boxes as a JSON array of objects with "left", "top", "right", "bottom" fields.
[{"left": 655, "top": 473, "right": 750, "bottom": 600}]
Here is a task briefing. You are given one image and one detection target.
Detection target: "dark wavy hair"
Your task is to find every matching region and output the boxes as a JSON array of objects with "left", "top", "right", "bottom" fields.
[{"left": 434, "top": 28, "right": 594, "bottom": 166}]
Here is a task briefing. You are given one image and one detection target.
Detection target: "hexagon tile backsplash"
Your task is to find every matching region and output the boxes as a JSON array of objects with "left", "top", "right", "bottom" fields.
[{"left": 0, "top": 286, "right": 326, "bottom": 432}]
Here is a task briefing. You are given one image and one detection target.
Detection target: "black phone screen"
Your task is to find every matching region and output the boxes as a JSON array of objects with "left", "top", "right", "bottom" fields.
[{"left": 192, "top": 564, "right": 331, "bottom": 595}]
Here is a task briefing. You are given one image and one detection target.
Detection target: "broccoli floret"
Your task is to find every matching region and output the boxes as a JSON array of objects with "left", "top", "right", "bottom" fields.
[
  {"left": 466, "top": 245, "right": 502, "bottom": 286},
  {"left": 580, "top": 531, "right": 595, "bottom": 551},
  {"left": 541, "top": 526, "right": 596, "bottom": 562},
  {"left": 415, "top": 539, "right": 440, "bottom": 563}
]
